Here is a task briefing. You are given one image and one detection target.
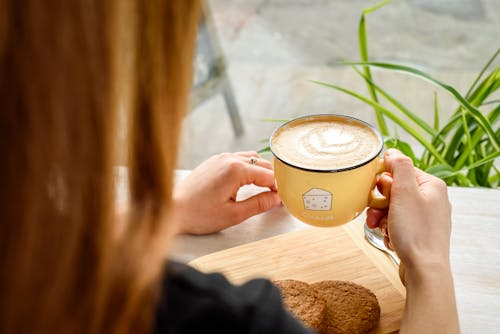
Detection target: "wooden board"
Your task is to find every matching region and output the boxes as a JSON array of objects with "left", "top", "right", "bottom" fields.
[{"left": 189, "top": 221, "right": 405, "bottom": 333}]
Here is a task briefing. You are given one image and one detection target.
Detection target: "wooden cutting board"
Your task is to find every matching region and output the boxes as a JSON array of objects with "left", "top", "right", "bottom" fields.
[{"left": 189, "top": 220, "right": 405, "bottom": 333}]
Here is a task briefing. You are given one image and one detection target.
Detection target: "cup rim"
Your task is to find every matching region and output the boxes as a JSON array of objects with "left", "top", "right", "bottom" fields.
[{"left": 269, "top": 114, "right": 384, "bottom": 173}]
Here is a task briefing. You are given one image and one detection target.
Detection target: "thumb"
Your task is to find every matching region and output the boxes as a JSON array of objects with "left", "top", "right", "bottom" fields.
[
  {"left": 384, "top": 149, "right": 418, "bottom": 194},
  {"left": 233, "top": 191, "right": 281, "bottom": 222}
]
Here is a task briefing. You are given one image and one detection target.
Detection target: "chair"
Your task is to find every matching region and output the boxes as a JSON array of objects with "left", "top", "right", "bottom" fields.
[{"left": 191, "top": 1, "right": 244, "bottom": 137}]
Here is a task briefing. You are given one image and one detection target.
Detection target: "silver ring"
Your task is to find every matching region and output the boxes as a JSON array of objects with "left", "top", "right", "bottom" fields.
[{"left": 250, "top": 157, "right": 258, "bottom": 165}]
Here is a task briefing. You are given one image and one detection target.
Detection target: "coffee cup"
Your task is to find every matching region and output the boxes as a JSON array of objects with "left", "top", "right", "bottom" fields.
[{"left": 270, "top": 114, "right": 388, "bottom": 227}]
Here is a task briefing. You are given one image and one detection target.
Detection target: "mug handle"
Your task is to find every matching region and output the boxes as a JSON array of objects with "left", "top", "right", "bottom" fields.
[{"left": 368, "top": 158, "right": 389, "bottom": 209}]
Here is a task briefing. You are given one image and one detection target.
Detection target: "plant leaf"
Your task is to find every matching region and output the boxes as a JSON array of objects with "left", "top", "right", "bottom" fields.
[
  {"left": 425, "top": 164, "right": 459, "bottom": 184},
  {"left": 482, "top": 99, "right": 500, "bottom": 106},
  {"left": 456, "top": 174, "right": 473, "bottom": 187},
  {"left": 312, "top": 80, "right": 449, "bottom": 165},
  {"left": 433, "top": 92, "right": 440, "bottom": 131},
  {"left": 465, "top": 48, "right": 500, "bottom": 99},
  {"left": 462, "top": 150, "right": 500, "bottom": 172},
  {"left": 257, "top": 146, "right": 271, "bottom": 154},
  {"left": 452, "top": 103, "right": 500, "bottom": 170},
  {"left": 362, "top": 0, "right": 394, "bottom": 14},
  {"left": 466, "top": 67, "right": 500, "bottom": 108},
  {"left": 426, "top": 150, "right": 500, "bottom": 185},
  {"left": 357, "top": 0, "right": 392, "bottom": 136},
  {"left": 344, "top": 61, "right": 500, "bottom": 151},
  {"left": 488, "top": 166, "right": 500, "bottom": 187},
  {"left": 352, "top": 66, "right": 437, "bottom": 137},
  {"left": 460, "top": 110, "right": 474, "bottom": 166}
]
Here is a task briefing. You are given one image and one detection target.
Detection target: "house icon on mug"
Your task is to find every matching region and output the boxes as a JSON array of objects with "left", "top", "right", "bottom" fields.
[{"left": 303, "top": 188, "right": 332, "bottom": 211}]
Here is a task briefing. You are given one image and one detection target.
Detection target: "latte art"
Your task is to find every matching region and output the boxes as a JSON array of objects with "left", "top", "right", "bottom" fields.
[
  {"left": 271, "top": 117, "right": 381, "bottom": 170},
  {"left": 302, "top": 127, "right": 358, "bottom": 156}
]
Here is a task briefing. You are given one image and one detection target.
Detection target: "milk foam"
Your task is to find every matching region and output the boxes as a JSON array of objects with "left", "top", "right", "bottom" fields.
[{"left": 272, "top": 117, "right": 380, "bottom": 170}]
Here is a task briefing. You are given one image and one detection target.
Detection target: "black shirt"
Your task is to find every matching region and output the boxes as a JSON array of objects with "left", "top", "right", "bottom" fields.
[{"left": 155, "top": 262, "right": 314, "bottom": 334}]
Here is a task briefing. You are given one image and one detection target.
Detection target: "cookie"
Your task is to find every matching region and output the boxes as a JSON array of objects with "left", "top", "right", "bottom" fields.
[
  {"left": 274, "top": 279, "right": 327, "bottom": 331},
  {"left": 311, "top": 280, "right": 380, "bottom": 334}
]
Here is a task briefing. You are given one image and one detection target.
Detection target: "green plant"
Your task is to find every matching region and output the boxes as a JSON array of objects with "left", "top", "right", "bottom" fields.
[{"left": 262, "top": 0, "right": 500, "bottom": 188}]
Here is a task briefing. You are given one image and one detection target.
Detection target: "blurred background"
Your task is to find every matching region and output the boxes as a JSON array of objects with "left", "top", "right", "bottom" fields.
[{"left": 179, "top": 0, "right": 500, "bottom": 169}]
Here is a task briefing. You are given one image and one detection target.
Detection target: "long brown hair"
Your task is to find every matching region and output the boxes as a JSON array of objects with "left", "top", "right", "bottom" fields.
[{"left": 0, "top": 1, "right": 200, "bottom": 333}]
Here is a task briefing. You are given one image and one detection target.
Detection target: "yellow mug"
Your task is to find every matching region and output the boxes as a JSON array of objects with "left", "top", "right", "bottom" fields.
[{"left": 270, "top": 114, "right": 388, "bottom": 227}]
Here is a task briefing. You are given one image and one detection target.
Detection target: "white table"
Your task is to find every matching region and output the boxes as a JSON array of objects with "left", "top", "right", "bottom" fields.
[{"left": 169, "top": 170, "right": 500, "bottom": 334}]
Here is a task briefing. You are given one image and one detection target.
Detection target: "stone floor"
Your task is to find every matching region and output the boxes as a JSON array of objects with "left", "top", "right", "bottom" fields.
[{"left": 178, "top": 0, "right": 500, "bottom": 169}]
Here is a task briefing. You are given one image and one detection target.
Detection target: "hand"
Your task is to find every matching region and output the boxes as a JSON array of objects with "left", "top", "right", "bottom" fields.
[
  {"left": 366, "top": 149, "right": 452, "bottom": 275},
  {"left": 172, "top": 152, "right": 281, "bottom": 235},
  {"left": 366, "top": 149, "right": 459, "bottom": 334}
]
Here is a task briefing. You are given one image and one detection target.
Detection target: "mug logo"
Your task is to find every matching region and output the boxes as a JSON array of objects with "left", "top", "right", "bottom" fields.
[{"left": 303, "top": 188, "right": 332, "bottom": 211}]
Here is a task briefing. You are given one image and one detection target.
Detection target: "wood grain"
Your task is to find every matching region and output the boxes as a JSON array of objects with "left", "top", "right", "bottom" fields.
[{"left": 190, "top": 223, "right": 405, "bottom": 333}]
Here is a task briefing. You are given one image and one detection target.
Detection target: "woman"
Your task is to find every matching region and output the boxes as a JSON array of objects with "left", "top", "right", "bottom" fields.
[{"left": 0, "top": 1, "right": 459, "bottom": 333}]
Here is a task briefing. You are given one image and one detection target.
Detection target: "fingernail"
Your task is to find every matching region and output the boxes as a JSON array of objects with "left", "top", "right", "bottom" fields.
[
  {"left": 386, "top": 148, "right": 397, "bottom": 155},
  {"left": 269, "top": 193, "right": 281, "bottom": 206}
]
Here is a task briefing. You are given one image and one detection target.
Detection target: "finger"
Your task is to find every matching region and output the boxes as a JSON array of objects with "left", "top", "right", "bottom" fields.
[
  {"left": 384, "top": 149, "right": 418, "bottom": 194},
  {"left": 413, "top": 166, "right": 436, "bottom": 184},
  {"left": 376, "top": 173, "right": 393, "bottom": 199},
  {"left": 366, "top": 207, "right": 386, "bottom": 228},
  {"left": 233, "top": 191, "right": 281, "bottom": 222},
  {"left": 242, "top": 164, "right": 277, "bottom": 191},
  {"left": 236, "top": 154, "right": 273, "bottom": 170},
  {"left": 414, "top": 166, "right": 446, "bottom": 190},
  {"left": 379, "top": 217, "right": 388, "bottom": 237},
  {"left": 254, "top": 158, "right": 273, "bottom": 170},
  {"left": 234, "top": 151, "right": 261, "bottom": 158},
  {"left": 234, "top": 151, "right": 274, "bottom": 171},
  {"left": 413, "top": 167, "right": 450, "bottom": 205},
  {"left": 384, "top": 236, "right": 394, "bottom": 251}
]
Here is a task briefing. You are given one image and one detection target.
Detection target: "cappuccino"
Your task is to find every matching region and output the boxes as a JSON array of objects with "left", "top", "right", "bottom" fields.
[{"left": 271, "top": 115, "right": 381, "bottom": 171}]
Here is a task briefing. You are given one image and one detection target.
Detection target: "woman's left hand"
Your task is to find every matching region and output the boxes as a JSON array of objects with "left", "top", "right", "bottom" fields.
[{"left": 172, "top": 151, "right": 281, "bottom": 235}]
